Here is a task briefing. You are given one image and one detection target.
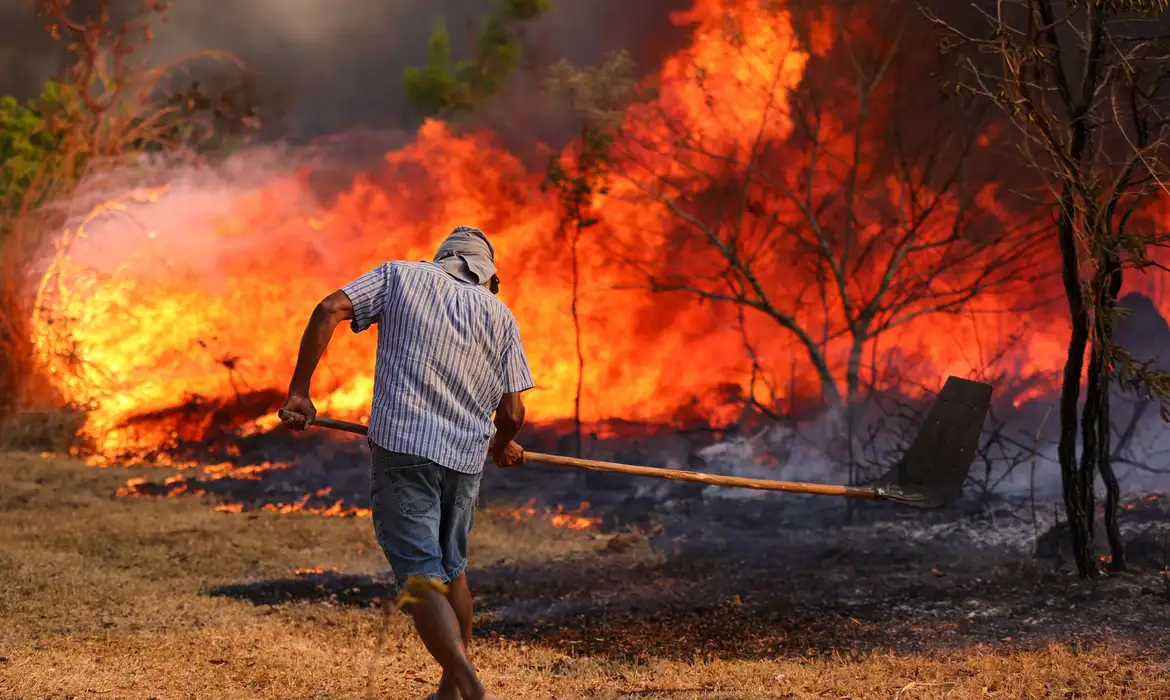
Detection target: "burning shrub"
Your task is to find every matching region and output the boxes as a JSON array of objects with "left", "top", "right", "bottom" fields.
[{"left": 0, "top": 0, "right": 249, "bottom": 422}]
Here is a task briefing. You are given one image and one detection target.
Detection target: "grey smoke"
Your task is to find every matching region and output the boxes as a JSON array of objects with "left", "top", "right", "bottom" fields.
[{"left": 0, "top": 0, "right": 691, "bottom": 143}]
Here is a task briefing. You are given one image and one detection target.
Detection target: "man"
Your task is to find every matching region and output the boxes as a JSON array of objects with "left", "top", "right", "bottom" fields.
[{"left": 280, "top": 226, "right": 533, "bottom": 700}]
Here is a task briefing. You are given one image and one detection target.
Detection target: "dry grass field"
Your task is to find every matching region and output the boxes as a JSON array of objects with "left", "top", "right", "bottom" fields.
[{"left": 2, "top": 451, "right": 1169, "bottom": 699}]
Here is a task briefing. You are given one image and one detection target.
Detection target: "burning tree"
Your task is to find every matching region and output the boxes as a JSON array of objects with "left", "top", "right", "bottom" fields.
[
  {"left": 570, "top": 0, "right": 1042, "bottom": 416},
  {"left": 543, "top": 53, "right": 640, "bottom": 455},
  {"left": 926, "top": 0, "right": 1170, "bottom": 576}
]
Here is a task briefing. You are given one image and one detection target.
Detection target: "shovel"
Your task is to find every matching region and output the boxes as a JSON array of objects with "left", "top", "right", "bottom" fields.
[{"left": 279, "top": 376, "right": 992, "bottom": 509}]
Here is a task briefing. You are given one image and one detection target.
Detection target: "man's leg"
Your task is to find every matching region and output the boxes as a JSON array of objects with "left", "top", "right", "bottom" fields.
[
  {"left": 439, "top": 469, "right": 481, "bottom": 647},
  {"left": 369, "top": 447, "right": 496, "bottom": 700},
  {"left": 433, "top": 573, "right": 474, "bottom": 699},
  {"left": 435, "top": 469, "right": 485, "bottom": 699},
  {"left": 447, "top": 573, "right": 474, "bottom": 649},
  {"left": 404, "top": 578, "right": 488, "bottom": 700}
]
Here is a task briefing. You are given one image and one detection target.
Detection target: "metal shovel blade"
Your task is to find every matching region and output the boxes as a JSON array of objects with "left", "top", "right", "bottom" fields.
[{"left": 871, "top": 376, "right": 993, "bottom": 509}]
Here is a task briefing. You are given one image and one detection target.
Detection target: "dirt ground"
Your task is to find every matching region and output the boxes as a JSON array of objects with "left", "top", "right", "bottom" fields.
[{"left": 2, "top": 451, "right": 1170, "bottom": 699}]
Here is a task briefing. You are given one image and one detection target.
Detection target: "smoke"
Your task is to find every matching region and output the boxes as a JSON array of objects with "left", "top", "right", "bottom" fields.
[
  {"left": 690, "top": 390, "right": 1170, "bottom": 504},
  {"left": 48, "top": 129, "right": 428, "bottom": 298},
  {"left": 0, "top": 0, "right": 692, "bottom": 143},
  {"left": 59, "top": 148, "right": 317, "bottom": 280}
]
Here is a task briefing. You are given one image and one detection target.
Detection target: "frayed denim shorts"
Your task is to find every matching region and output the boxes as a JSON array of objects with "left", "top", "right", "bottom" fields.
[{"left": 369, "top": 441, "right": 482, "bottom": 589}]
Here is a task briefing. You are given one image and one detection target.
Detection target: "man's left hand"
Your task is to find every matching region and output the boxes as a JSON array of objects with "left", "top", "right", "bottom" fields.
[
  {"left": 492, "top": 439, "right": 525, "bottom": 468},
  {"left": 280, "top": 393, "right": 317, "bottom": 430}
]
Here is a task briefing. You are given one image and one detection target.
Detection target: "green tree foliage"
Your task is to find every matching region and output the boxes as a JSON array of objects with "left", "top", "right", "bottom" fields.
[
  {"left": 0, "top": 0, "right": 180, "bottom": 417},
  {"left": 0, "top": 81, "right": 84, "bottom": 216},
  {"left": 403, "top": 0, "right": 549, "bottom": 117}
]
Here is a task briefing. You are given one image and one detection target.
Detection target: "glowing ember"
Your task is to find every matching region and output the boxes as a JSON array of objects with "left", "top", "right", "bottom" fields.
[
  {"left": 549, "top": 504, "right": 605, "bottom": 531},
  {"left": 294, "top": 567, "right": 330, "bottom": 576},
  {"left": 116, "top": 477, "right": 147, "bottom": 497},
  {"left": 495, "top": 499, "right": 602, "bottom": 530},
  {"left": 117, "top": 473, "right": 207, "bottom": 498},
  {"left": 259, "top": 493, "right": 372, "bottom": 518},
  {"left": 118, "top": 472, "right": 372, "bottom": 517},
  {"left": 111, "top": 459, "right": 379, "bottom": 517}
]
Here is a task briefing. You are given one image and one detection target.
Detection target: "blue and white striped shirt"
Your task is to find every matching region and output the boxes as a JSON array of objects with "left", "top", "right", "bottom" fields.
[{"left": 341, "top": 261, "right": 535, "bottom": 474}]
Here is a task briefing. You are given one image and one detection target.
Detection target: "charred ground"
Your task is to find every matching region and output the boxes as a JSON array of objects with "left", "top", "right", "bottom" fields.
[
  {"left": 4, "top": 445, "right": 1170, "bottom": 698},
  {"left": 98, "top": 415, "right": 1170, "bottom": 664}
]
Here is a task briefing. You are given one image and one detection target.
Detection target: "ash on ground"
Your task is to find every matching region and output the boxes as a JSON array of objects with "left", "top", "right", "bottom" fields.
[{"left": 167, "top": 419, "right": 1170, "bottom": 661}]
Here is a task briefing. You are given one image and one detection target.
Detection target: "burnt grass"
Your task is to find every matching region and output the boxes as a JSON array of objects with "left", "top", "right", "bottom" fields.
[{"left": 177, "top": 427, "right": 1170, "bottom": 664}]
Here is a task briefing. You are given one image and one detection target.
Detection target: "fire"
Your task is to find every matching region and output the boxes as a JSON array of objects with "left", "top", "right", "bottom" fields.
[
  {"left": 117, "top": 473, "right": 207, "bottom": 498},
  {"left": 118, "top": 468, "right": 374, "bottom": 517},
  {"left": 259, "top": 492, "right": 372, "bottom": 518},
  {"left": 549, "top": 504, "right": 605, "bottom": 531},
  {"left": 494, "top": 499, "right": 603, "bottom": 530},
  {"left": 23, "top": 0, "right": 1170, "bottom": 469},
  {"left": 114, "top": 460, "right": 375, "bottom": 517}
]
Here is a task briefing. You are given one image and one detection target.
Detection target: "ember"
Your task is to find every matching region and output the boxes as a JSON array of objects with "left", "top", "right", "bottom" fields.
[
  {"left": 115, "top": 461, "right": 291, "bottom": 497},
  {"left": 494, "top": 499, "right": 602, "bottom": 531},
  {"left": 259, "top": 493, "right": 371, "bottom": 518}
]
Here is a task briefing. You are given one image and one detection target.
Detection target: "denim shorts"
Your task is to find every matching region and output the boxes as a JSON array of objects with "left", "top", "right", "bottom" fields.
[{"left": 369, "top": 442, "right": 482, "bottom": 589}]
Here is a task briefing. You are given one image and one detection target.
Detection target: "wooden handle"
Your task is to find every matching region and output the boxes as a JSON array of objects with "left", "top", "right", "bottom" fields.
[
  {"left": 521, "top": 451, "right": 878, "bottom": 498},
  {"left": 280, "top": 412, "right": 879, "bottom": 500}
]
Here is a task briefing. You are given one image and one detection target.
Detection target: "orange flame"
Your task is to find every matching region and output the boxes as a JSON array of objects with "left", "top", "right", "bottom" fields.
[
  {"left": 494, "top": 498, "right": 602, "bottom": 530},
  {"left": 24, "top": 0, "right": 1170, "bottom": 467}
]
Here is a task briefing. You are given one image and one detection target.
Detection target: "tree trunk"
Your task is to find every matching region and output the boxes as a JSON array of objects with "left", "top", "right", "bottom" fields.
[
  {"left": 1078, "top": 326, "right": 1104, "bottom": 573},
  {"left": 1098, "top": 253, "right": 1125, "bottom": 571},
  {"left": 1052, "top": 83, "right": 1099, "bottom": 576},
  {"left": 810, "top": 350, "right": 844, "bottom": 409},
  {"left": 845, "top": 338, "right": 865, "bottom": 407},
  {"left": 842, "top": 337, "right": 865, "bottom": 524},
  {"left": 1055, "top": 188, "right": 1095, "bottom": 578},
  {"left": 571, "top": 225, "right": 584, "bottom": 457}
]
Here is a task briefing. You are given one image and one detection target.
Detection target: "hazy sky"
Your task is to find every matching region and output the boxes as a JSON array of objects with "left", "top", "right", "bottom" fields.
[{"left": 0, "top": 0, "right": 690, "bottom": 142}]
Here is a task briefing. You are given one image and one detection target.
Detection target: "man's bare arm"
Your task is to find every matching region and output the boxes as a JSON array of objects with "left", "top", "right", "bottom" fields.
[
  {"left": 288, "top": 289, "right": 353, "bottom": 396},
  {"left": 491, "top": 392, "right": 526, "bottom": 466},
  {"left": 493, "top": 392, "right": 526, "bottom": 444}
]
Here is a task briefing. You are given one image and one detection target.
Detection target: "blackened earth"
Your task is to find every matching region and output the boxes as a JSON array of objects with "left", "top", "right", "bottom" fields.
[{"left": 168, "top": 427, "right": 1170, "bottom": 662}]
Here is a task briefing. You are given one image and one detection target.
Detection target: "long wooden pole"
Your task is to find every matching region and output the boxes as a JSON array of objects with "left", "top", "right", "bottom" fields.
[{"left": 283, "top": 412, "right": 880, "bottom": 500}]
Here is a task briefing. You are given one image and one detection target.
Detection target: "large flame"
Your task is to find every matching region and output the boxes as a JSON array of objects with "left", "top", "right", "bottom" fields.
[{"left": 26, "top": 0, "right": 1170, "bottom": 464}]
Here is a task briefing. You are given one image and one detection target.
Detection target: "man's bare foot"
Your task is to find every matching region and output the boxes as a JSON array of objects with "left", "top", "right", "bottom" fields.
[
  {"left": 430, "top": 673, "right": 462, "bottom": 700},
  {"left": 450, "top": 689, "right": 498, "bottom": 700}
]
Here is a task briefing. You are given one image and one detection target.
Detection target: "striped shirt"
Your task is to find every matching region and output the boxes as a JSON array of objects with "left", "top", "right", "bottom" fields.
[{"left": 340, "top": 261, "right": 535, "bottom": 474}]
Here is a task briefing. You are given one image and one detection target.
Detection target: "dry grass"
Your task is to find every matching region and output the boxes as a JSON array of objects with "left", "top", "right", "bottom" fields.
[
  {"left": 1, "top": 452, "right": 1168, "bottom": 699},
  {"left": 0, "top": 409, "right": 87, "bottom": 453}
]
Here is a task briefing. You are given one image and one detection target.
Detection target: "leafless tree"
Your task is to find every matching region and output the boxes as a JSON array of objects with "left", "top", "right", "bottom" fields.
[
  {"left": 591, "top": 0, "right": 1044, "bottom": 423},
  {"left": 545, "top": 53, "right": 640, "bottom": 455},
  {"left": 925, "top": 0, "right": 1170, "bottom": 576}
]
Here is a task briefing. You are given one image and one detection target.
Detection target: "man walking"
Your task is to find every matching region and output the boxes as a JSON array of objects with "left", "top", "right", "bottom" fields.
[{"left": 280, "top": 226, "right": 533, "bottom": 700}]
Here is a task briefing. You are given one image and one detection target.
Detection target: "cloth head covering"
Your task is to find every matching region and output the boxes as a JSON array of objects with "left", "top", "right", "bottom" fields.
[{"left": 432, "top": 226, "right": 497, "bottom": 287}]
